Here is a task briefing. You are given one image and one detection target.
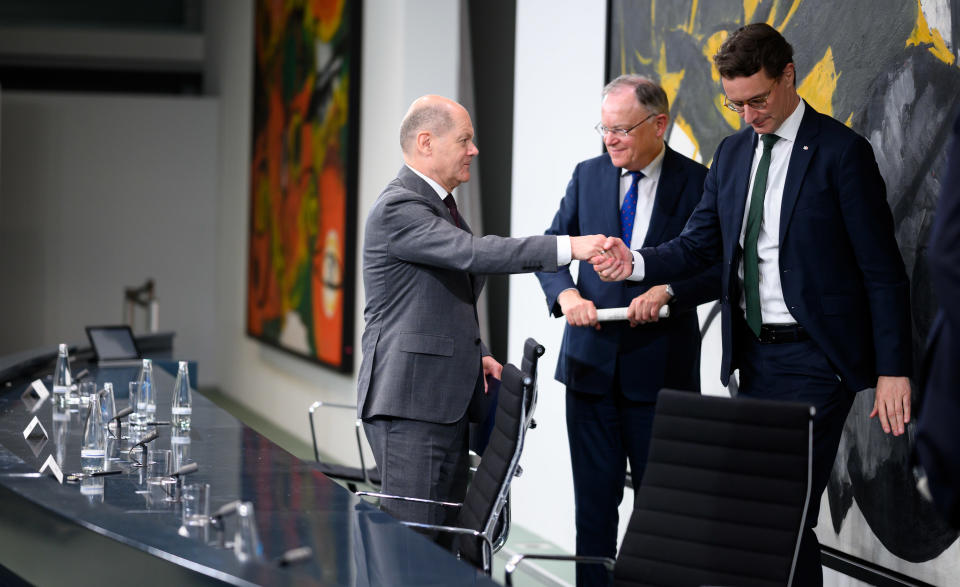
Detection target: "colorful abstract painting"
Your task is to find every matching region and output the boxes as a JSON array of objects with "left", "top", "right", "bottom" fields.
[
  {"left": 247, "top": 0, "right": 360, "bottom": 371},
  {"left": 608, "top": 0, "right": 960, "bottom": 583}
]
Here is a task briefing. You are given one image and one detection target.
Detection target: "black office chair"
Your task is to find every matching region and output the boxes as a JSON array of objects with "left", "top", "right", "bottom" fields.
[
  {"left": 306, "top": 338, "right": 544, "bottom": 498},
  {"left": 307, "top": 401, "right": 380, "bottom": 492},
  {"left": 506, "top": 389, "right": 815, "bottom": 587},
  {"left": 358, "top": 362, "right": 536, "bottom": 574}
]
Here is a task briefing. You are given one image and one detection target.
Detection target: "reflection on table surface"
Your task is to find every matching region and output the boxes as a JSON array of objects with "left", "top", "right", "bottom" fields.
[{"left": 0, "top": 360, "right": 494, "bottom": 586}]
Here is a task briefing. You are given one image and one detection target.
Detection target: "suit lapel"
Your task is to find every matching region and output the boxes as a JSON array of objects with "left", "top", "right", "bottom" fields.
[
  {"left": 397, "top": 165, "right": 483, "bottom": 295},
  {"left": 642, "top": 147, "right": 686, "bottom": 247},
  {"left": 723, "top": 133, "right": 757, "bottom": 262},
  {"left": 599, "top": 160, "right": 623, "bottom": 241},
  {"left": 397, "top": 165, "right": 458, "bottom": 226},
  {"left": 779, "top": 103, "right": 819, "bottom": 244}
]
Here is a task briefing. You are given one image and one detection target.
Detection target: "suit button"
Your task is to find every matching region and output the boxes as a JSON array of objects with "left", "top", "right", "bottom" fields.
[
  {"left": 474, "top": 338, "right": 481, "bottom": 345},
  {"left": 723, "top": 295, "right": 729, "bottom": 302}
]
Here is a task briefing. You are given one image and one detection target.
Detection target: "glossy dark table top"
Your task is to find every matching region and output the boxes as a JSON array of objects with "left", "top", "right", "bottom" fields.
[{"left": 0, "top": 359, "right": 493, "bottom": 586}]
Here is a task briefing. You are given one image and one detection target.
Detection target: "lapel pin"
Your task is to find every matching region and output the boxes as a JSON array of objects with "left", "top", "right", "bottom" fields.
[{"left": 803, "top": 145, "right": 809, "bottom": 150}]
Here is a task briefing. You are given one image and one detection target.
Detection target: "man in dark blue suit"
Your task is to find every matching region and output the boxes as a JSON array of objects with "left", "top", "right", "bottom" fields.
[
  {"left": 917, "top": 113, "right": 960, "bottom": 528},
  {"left": 536, "top": 75, "right": 719, "bottom": 587},
  {"left": 594, "top": 25, "right": 912, "bottom": 586}
]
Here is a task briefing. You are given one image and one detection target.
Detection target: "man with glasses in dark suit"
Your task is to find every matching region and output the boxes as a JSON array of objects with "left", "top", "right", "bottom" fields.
[
  {"left": 537, "top": 75, "right": 718, "bottom": 587},
  {"left": 592, "top": 24, "right": 912, "bottom": 585}
]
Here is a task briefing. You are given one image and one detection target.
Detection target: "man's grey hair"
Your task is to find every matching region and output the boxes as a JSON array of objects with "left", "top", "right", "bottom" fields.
[
  {"left": 602, "top": 74, "right": 670, "bottom": 117},
  {"left": 400, "top": 103, "right": 454, "bottom": 154}
]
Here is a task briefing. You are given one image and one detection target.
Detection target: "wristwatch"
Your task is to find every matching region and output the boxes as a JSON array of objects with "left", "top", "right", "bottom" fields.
[{"left": 665, "top": 284, "right": 675, "bottom": 299}]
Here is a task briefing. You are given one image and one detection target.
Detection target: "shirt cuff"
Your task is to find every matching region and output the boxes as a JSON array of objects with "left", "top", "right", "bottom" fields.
[
  {"left": 557, "top": 235, "right": 572, "bottom": 266},
  {"left": 629, "top": 250, "right": 645, "bottom": 281}
]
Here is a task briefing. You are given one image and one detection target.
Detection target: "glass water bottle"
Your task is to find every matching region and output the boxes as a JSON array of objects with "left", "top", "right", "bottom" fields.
[
  {"left": 81, "top": 392, "right": 106, "bottom": 473},
  {"left": 52, "top": 343, "right": 72, "bottom": 406},
  {"left": 172, "top": 361, "right": 192, "bottom": 431}
]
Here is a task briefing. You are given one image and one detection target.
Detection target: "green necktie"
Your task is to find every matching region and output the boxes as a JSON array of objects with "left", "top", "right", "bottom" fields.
[{"left": 744, "top": 133, "right": 780, "bottom": 337}]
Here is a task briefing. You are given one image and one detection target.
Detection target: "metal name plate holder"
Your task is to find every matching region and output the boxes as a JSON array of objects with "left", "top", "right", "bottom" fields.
[
  {"left": 22, "top": 416, "right": 49, "bottom": 457},
  {"left": 40, "top": 455, "right": 64, "bottom": 484},
  {"left": 21, "top": 379, "right": 50, "bottom": 413}
]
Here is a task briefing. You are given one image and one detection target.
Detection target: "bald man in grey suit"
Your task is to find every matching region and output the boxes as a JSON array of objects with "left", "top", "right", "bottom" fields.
[{"left": 358, "top": 95, "right": 607, "bottom": 531}]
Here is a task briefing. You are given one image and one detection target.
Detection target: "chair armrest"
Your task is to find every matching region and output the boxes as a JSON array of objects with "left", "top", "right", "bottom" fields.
[
  {"left": 355, "top": 491, "right": 462, "bottom": 509},
  {"left": 401, "top": 522, "right": 495, "bottom": 574},
  {"left": 504, "top": 553, "right": 614, "bottom": 587},
  {"left": 308, "top": 401, "right": 372, "bottom": 485}
]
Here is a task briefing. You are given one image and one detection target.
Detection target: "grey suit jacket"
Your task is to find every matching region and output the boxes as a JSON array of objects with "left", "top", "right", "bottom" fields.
[{"left": 358, "top": 165, "right": 558, "bottom": 424}]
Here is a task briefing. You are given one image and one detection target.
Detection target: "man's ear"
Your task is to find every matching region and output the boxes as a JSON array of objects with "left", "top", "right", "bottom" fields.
[
  {"left": 416, "top": 131, "right": 432, "bottom": 155},
  {"left": 783, "top": 62, "right": 796, "bottom": 87}
]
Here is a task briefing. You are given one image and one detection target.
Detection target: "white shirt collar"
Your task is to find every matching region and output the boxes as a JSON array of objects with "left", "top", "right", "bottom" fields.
[
  {"left": 621, "top": 143, "right": 665, "bottom": 181},
  {"left": 763, "top": 98, "right": 805, "bottom": 144},
  {"left": 406, "top": 164, "right": 449, "bottom": 201}
]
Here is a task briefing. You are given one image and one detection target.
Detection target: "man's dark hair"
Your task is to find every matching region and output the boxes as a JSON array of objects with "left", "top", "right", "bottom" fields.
[{"left": 714, "top": 23, "right": 794, "bottom": 83}]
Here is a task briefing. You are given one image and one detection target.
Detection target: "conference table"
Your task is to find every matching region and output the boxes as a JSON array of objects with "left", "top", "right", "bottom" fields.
[{"left": 0, "top": 346, "right": 494, "bottom": 586}]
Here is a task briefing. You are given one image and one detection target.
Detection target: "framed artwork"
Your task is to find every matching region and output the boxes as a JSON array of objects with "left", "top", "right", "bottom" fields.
[
  {"left": 607, "top": 0, "right": 960, "bottom": 584},
  {"left": 247, "top": 0, "right": 361, "bottom": 372}
]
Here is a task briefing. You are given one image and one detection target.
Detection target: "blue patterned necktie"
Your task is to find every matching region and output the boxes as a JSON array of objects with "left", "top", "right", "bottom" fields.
[{"left": 620, "top": 171, "right": 644, "bottom": 248}]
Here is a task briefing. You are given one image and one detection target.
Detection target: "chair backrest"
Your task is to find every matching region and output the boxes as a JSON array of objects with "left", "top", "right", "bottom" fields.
[
  {"left": 615, "top": 389, "right": 814, "bottom": 587},
  {"left": 455, "top": 362, "right": 534, "bottom": 568}
]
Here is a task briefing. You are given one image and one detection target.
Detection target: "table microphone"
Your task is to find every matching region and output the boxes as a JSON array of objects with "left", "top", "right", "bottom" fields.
[
  {"left": 132, "top": 429, "right": 159, "bottom": 448},
  {"left": 277, "top": 546, "right": 313, "bottom": 566},
  {"left": 169, "top": 462, "right": 199, "bottom": 500},
  {"left": 128, "top": 429, "right": 159, "bottom": 466},
  {"left": 172, "top": 462, "right": 199, "bottom": 478},
  {"left": 112, "top": 406, "right": 134, "bottom": 439},
  {"left": 211, "top": 500, "right": 243, "bottom": 547}
]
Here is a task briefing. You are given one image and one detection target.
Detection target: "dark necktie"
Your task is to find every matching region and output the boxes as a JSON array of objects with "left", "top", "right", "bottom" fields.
[
  {"left": 443, "top": 194, "right": 462, "bottom": 228},
  {"left": 619, "top": 171, "right": 644, "bottom": 248},
  {"left": 744, "top": 133, "right": 780, "bottom": 336}
]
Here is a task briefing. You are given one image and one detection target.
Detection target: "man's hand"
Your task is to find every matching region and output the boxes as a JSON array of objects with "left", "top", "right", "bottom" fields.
[
  {"left": 481, "top": 355, "right": 502, "bottom": 394},
  {"left": 869, "top": 375, "right": 911, "bottom": 435},
  {"left": 570, "top": 235, "right": 610, "bottom": 261},
  {"left": 558, "top": 289, "right": 600, "bottom": 330},
  {"left": 627, "top": 285, "right": 672, "bottom": 326},
  {"left": 591, "top": 237, "right": 633, "bottom": 282}
]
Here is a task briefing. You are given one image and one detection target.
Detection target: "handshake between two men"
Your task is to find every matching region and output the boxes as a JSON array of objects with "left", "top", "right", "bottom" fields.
[{"left": 567, "top": 236, "right": 665, "bottom": 329}]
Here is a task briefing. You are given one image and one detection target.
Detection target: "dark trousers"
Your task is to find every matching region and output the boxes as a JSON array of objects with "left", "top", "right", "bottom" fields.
[
  {"left": 567, "top": 383, "right": 657, "bottom": 587},
  {"left": 736, "top": 326, "right": 855, "bottom": 587},
  {"left": 362, "top": 415, "right": 470, "bottom": 544}
]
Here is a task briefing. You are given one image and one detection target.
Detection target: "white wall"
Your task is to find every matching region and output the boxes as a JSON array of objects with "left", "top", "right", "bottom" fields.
[
  {"left": 0, "top": 92, "right": 219, "bottom": 381},
  {"left": 204, "top": 0, "right": 462, "bottom": 464},
  {"left": 509, "top": 0, "right": 609, "bottom": 555}
]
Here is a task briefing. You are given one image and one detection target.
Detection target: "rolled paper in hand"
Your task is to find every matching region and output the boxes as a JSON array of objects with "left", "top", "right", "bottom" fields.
[{"left": 594, "top": 306, "right": 670, "bottom": 322}]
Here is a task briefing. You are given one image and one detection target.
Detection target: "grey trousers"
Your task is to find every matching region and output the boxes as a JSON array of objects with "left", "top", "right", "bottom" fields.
[{"left": 363, "top": 415, "right": 470, "bottom": 533}]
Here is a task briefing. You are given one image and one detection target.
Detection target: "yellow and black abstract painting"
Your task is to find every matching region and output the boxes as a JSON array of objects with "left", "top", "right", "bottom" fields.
[
  {"left": 247, "top": 0, "right": 360, "bottom": 372},
  {"left": 608, "top": 0, "right": 959, "bottom": 582}
]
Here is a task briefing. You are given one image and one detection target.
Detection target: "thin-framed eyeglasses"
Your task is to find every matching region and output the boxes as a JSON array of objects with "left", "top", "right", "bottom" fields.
[
  {"left": 595, "top": 112, "right": 658, "bottom": 138},
  {"left": 722, "top": 77, "right": 780, "bottom": 113}
]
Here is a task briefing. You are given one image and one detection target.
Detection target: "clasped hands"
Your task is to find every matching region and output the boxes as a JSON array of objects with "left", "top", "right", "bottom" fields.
[
  {"left": 566, "top": 236, "right": 667, "bottom": 328},
  {"left": 570, "top": 236, "right": 632, "bottom": 275}
]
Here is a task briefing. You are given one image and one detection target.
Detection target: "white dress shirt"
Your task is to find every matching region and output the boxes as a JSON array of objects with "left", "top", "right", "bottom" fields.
[
  {"left": 628, "top": 103, "right": 805, "bottom": 326},
  {"left": 737, "top": 99, "right": 805, "bottom": 324},
  {"left": 406, "top": 164, "right": 572, "bottom": 265}
]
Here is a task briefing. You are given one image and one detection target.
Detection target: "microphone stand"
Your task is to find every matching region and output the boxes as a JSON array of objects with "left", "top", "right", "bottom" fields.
[
  {"left": 112, "top": 406, "right": 133, "bottom": 440},
  {"left": 128, "top": 429, "right": 158, "bottom": 467}
]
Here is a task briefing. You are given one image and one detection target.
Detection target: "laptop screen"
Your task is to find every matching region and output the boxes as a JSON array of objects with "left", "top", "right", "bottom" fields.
[{"left": 86, "top": 325, "right": 141, "bottom": 362}]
